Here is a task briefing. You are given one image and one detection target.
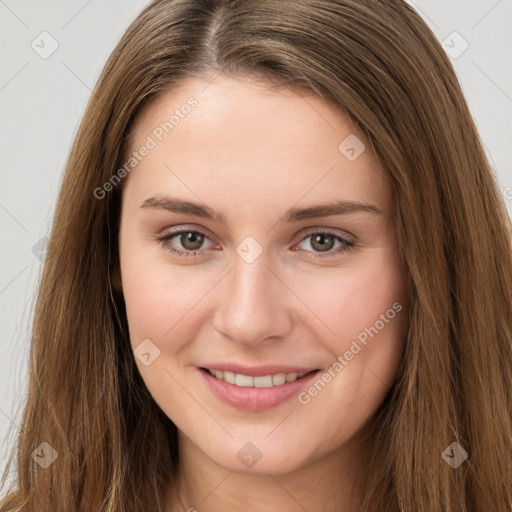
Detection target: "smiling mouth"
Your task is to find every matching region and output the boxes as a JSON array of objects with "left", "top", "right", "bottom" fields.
[{"left": 200, "top": 367, "right": 319, "bottom": 388}]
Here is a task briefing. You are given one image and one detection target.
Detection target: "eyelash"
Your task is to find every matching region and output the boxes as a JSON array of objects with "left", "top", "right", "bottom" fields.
[{"left": 155, "top": 228, "right": 355, "bottom": 259}]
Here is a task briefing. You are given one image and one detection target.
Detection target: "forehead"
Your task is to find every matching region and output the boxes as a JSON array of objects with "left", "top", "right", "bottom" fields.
[{"left": 123, "top": 74, "right": 390, "bottom": 215}]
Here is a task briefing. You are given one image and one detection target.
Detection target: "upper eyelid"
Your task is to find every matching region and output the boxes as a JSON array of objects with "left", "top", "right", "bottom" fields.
[{"left": 163, "top": 226, "right": 354, "bottom": 247}]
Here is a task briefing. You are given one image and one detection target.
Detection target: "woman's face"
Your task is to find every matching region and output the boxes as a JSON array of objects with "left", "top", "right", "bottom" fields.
[{"left": 117, "top": 74, "right": 409, "bottom": 474}]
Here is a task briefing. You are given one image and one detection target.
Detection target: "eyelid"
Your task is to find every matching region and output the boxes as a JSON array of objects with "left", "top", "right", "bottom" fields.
[
  {"left": 156, "top": 225, "right": 355, "bottom": 258},
  {"left": 291, "top": 228, "right": 355, "bottom": 258},
  {"left": 159, "top": 224, "right": 354, "bottom": 243},
  {"left": 165, "top": 226, "right": 218, "bottom": 250},
  {"left": 297, "top": 226, "right": 355, "bottom": 243}
]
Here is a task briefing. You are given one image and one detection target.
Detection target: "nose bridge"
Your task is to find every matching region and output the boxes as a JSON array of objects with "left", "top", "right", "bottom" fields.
[{"left": 212, "top": 246, "right": 292, "bottom": 345}]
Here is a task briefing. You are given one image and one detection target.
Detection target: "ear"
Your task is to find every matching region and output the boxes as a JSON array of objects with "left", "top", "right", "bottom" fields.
[{"left": 112, "top": 266, "right": 123, "bottom": 292}]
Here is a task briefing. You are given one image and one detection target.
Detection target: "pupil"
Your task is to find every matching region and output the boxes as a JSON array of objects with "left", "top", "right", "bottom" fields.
[
  {"left": 312, "top": 234, "right": 333, "bottom": 252},
  {"left": 182, "top": 232, "right": 203, "bottom": 250}
]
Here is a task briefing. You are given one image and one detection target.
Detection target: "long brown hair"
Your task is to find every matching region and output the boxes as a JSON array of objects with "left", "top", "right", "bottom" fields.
[{"left": 1, "top": 0, "right": 511, "bottom": 510}]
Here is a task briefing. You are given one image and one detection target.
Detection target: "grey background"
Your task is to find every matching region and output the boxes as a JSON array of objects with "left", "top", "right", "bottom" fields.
[{"left": 1, "top": 0, "right": 511, "bottom": 479}]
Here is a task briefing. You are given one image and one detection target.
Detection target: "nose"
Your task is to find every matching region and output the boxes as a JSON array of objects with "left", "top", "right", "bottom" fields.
[{"left": 212, "top": 250, "right": 293, "bottom": 347}]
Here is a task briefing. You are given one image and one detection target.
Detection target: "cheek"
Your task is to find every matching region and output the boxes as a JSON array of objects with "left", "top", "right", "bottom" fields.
[
  {"left": 120, "top": 248, "right": 217, "bottom": 352},
  {"left": 119, "top": 251, "right": 217, "bottom": 416},
  {"left": 291, "top": 251, "right": 408, "bottom": 349},
  {"left": 290, "top": 252, "right": 408, "bottom": 411}
]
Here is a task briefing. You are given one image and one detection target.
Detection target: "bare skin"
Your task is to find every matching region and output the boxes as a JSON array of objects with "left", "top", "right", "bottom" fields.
[{"left": 116, "top": 74, "right": 410, "bottom": 512}]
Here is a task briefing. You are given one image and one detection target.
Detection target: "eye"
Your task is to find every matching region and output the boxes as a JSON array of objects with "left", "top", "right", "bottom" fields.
[
  {"left": 292, "top": 230, "right": 354, "bottom": 258},
  {"left": 155, "top": 228, "right": 354, "bottom": 258},
  {"left": 155, "top": 229, "right": 217, "bottom": 257}
]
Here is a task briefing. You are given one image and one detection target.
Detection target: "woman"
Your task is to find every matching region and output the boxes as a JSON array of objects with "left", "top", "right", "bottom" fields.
[{"left": 1, "top": 0, "right": 511, "bottom": 510}]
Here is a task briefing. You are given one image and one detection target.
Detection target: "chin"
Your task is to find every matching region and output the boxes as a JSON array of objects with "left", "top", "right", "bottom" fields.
[{"left": 203, "top": 440, "right": 314, "bottom": 475}]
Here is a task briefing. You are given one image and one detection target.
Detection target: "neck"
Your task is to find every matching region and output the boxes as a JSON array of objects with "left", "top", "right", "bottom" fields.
[{"left": 165, "top": 426, "right": 374, "bottom": 512}]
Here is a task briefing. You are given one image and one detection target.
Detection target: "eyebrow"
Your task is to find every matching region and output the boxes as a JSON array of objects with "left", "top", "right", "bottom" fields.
[{"left": 139, "top": 196, "right": 384, "bottom": 224}]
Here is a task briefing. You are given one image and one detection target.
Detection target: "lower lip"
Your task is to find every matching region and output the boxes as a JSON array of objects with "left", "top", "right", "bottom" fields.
[{"left": 199, "top": 368, "right": 320, "bottom": 412}]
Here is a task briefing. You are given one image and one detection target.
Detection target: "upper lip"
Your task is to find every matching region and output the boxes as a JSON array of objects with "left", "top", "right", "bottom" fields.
[{"left": 199, "top": 363, "right": 319, "bottom": 377}]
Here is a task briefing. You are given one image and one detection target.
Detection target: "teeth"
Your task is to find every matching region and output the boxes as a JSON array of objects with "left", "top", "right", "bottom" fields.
[
  {"left": 272, "top": 373, "right": 286, "bottom": 386},
  {"left": 235, "top": 373, "right": 253, "bottom": 387},
  {"left": 285, "top": 372, "right": 298, "bottom": 382},
  {"left": 207, "top": 369, "right": 309, "bottom": 387},
  {"left": 223, "top": 371, "right": 236, "bottom": 384}
]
